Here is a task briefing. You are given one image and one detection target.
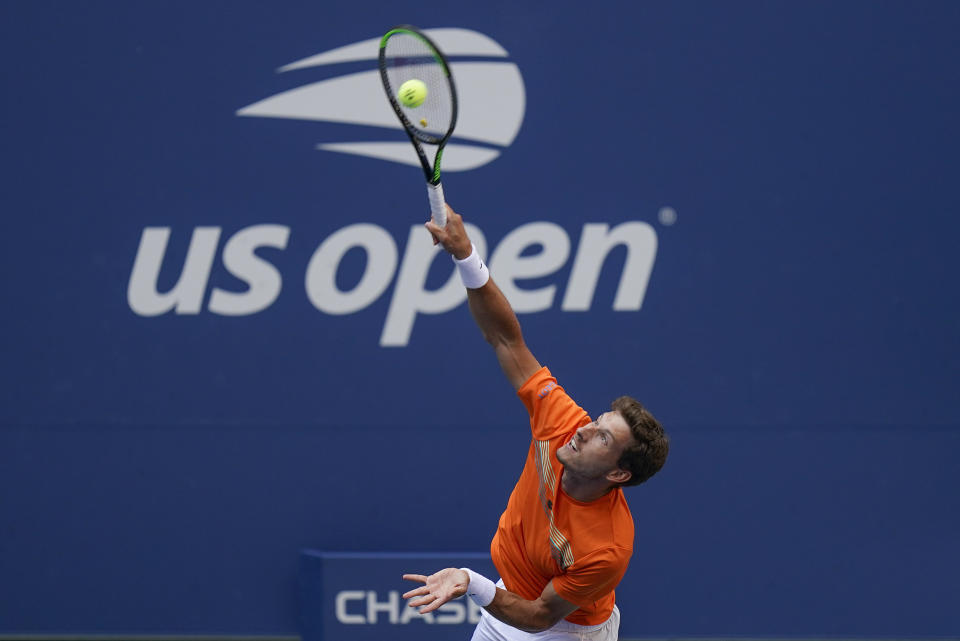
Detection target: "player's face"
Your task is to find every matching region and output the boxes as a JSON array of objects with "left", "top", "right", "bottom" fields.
[{"left": 556, "top": 411, "right": 634, "bottom": 482}]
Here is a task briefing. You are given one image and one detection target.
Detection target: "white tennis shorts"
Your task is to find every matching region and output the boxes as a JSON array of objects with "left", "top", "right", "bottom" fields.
[{"left": 469, "top": 581, "right": 621, "bottom": 641}]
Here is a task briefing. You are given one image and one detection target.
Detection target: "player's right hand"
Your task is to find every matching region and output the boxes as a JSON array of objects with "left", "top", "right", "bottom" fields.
[{"left": 425, "top": 204, "right": 473, "bottom": 260}]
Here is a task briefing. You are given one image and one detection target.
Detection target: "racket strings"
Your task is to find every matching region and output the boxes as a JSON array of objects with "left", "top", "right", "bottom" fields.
[{"left": 382, "top": 33, "right": 453, "bottom": 142}]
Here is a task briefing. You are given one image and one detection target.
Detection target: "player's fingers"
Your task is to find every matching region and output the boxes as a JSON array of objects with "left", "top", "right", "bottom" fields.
[
  {"left": 444, "top": 205, "right": 464, "bottom": 225},
  {"left": 424, "top": 221, "right": 445, "bottom": 237},
  {"left": 418, "top": 597, "right": 446, "bottom": 614},
  {"left": 408, "top": 594, "right": 435, "bottom": 608},
  {"left": 402, "top": 573, "right": 428, "bottom": 583},
  {"left": 402, "top": 585, "right": 431, "bottom": 599}
]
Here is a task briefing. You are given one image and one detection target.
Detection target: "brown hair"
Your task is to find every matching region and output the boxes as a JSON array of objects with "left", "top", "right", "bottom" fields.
[{"left": 611, "top": 396, "right": 669, "bottom": 486}]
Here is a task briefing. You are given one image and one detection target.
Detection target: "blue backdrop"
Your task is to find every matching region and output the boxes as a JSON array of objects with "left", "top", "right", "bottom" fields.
[{"left": 1, "top": 1, "right": 958, "bottom": 637}]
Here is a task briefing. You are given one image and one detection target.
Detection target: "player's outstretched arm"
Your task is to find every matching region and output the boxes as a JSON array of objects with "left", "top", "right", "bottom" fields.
[
  {"left": 426, "top": 206, "right": 541, "bottom": 391},
  {"left": 402, "top": 570, "right": 577, "bottom": 633}
]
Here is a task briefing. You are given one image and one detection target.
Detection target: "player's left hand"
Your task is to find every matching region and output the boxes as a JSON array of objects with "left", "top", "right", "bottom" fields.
[{"left": 402, "top": 568, "right": 470, "bottom": 613}]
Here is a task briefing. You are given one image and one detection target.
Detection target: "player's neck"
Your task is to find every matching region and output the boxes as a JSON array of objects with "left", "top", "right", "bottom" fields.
[{"left": 560, "top": 473, "right": 615, "bottom": 503}]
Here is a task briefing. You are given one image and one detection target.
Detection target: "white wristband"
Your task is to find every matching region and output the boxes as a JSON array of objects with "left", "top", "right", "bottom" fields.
[
  {"left": 460, "top": 567, "right": 496, "bottom": 607},
  {"left": 453, "top": 244, "right": 490, "bottom": 289}
]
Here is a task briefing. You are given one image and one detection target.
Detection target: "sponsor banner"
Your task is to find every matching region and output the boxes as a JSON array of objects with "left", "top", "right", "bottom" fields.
[{"left": 299, "top": 551, "right": 497, "bottom": 641}]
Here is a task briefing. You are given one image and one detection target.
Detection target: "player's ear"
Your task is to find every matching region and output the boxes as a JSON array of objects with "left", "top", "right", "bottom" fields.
[{"left": 606, "top": 468, "right": 631, "bottom": 485}]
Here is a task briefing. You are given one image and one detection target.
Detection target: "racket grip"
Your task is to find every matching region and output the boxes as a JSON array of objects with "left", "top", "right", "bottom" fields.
[{"left": 427, "top": 182, "right": 447, "bottom": 228}]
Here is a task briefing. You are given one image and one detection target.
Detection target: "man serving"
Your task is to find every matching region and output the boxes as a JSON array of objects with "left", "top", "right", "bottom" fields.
[{"left": 403, "top": 206, "right": 669, "bottom": 641}]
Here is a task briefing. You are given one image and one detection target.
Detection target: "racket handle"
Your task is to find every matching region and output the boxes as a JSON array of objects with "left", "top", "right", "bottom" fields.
[{"left": 427, "top": 182, "right": 447, "bottom": 228}]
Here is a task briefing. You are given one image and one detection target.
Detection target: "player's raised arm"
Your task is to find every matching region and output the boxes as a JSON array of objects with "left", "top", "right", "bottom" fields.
[{"left": 426, "top": 206, "right": 541, "bottom": 391}]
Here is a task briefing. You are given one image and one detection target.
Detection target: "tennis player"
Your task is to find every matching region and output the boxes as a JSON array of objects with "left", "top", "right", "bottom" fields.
[{"left": 402, "top": 206, "right": 670, "bottom": 641}]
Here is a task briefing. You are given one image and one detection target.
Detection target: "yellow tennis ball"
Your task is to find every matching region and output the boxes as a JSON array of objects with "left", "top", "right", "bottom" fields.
[{"left": 398, "top": 79, "right": 427, "bottom": 108}]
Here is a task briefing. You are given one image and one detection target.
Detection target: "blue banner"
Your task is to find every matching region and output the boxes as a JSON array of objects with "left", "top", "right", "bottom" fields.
[{"left": 1, "top": 1, "right": 958, "bottom": 637}]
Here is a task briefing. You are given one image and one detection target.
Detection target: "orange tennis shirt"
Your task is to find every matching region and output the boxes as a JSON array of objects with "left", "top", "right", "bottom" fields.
[{"left": 489, "top": 367, "right": 634, "bottom": 626}]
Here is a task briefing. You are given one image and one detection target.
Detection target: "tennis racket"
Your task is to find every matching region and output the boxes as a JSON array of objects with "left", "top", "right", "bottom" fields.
[{"left": 378, "top": 25, "right": 458, "bottom": 228}]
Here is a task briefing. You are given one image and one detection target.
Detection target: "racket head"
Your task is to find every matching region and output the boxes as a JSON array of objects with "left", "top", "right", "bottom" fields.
[{"left": 379, "top": 26, "right": 458, "bottom": 148}]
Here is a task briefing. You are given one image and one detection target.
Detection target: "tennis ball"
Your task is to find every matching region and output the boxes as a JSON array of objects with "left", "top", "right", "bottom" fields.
[{"left": 398, "top": 79, "right": 427, "bottom": 108}]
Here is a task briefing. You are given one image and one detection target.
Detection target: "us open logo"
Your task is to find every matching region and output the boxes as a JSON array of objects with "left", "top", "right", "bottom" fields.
[
  {"left": 236, "top": 28, "right": 525, "bottom": 171},
  {"left": 128, "top": 28, "right": 661, "bottom": 347}
]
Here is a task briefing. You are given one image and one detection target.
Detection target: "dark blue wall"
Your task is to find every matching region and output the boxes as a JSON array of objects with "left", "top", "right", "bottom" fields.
[{"left": 1, "top": 1, "right": 958, "bottom": 636}]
